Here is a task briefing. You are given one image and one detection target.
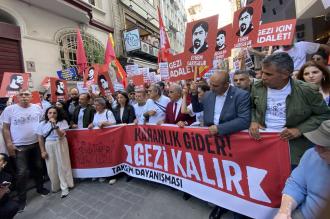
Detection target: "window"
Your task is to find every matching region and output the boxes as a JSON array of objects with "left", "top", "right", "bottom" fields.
[
  {"left": 57, "top": 30, "right": 105, "bottom": 70},
  {"left": 88, "top": 0, "right": 96, "bottom": 6}
]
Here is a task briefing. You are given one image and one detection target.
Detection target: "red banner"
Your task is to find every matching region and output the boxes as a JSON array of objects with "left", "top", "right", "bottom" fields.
[
  {"left": 232, "top": 0, "right": 262, "bottom": 48},
  {"left": 49, "top": 77, "right": 68, "bottom": 103},
  {"left": 0, "top": 72, "right": 30, "bottom": 97},
  {"left": 254, "top": 19, "right": 297, "bottom": 47},
  {"left": 66, "top": 125, "right": 291, "bottom": 218}
]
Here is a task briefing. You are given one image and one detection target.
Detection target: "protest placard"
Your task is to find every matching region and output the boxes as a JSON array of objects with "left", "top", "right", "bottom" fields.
[
  {"left": 183, "top": 15, "right": 219, "bottom": 68},
  {"left": 0, "top": 72, "right": 30, "bottom": 97},
  {"left": 255, "top": 19, "right": 296, "bottom": 47},
  {"left": 49, "top": 77, "right": 68, "bottom": 102},
  {"left": 232, "top": 0, "right": 262, "bottom": 48}
]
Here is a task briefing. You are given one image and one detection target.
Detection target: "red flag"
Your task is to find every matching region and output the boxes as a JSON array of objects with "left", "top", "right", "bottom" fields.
[
  {"left": 76, "top": 28, "right": 87, "bottom": 75},
  {"left": 113, "top": 59, "right": 127, "bottom": 88},
  {"left": 158, "top": 7, "right": 172, "bottom": 63},
  {"left": 104, "top": 33, "right": 116, "bottom": 66}
]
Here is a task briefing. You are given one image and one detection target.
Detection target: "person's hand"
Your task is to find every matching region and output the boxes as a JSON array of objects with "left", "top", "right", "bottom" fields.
[
  {"left": 177, "top": 121, "right": 187, "bottom": 128},
  {"left": 99, "top": 122, "right": 108, "bottom": 128},
  {"left": 0, "top": 186, "right": 10, "bottom": 199},
  {"left": 190, "top": 82, "right": 197, "bottom": 95},
  {"left": 156, "top": 120, "right": 164, "bottom": 125},
  {"left": 7, "top": 144, "right": 17, "bottom": 157},
  {"left": 273, "top": 212, "right": 292, "bottom": 219},
  {"left": 71, "top": 124, "right": 78, "bottom": 129},
  {"left": 208, "top": 125, "right": 218, "bottom": 135},
  {"left": 87, "top": 124, "right": 94, "bottom": 129},
  {"left": 88, "top": 85, "right": 93, "bottom": 94},
  {"left": 280, "top": 128, "right": 301, "bottom": 141},
  {"left": 249, "top": 122, "right": 264, "bottom": 140},
  {"left": 182, "top": 85, "right": 189, "bottom": 96},
  {"left": 147, "top": 110, "right": 156, "bottom": 116},
  {"left": 49, "top": 118, "right": 56, "bottom": 124},
  {"left": 41, "top": 151, "right": 48, "bottom": 160}
]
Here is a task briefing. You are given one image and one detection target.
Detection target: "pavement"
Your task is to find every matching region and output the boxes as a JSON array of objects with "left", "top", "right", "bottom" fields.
[{"left": 14, "top": 177, "right": 228, "bottom": 219}]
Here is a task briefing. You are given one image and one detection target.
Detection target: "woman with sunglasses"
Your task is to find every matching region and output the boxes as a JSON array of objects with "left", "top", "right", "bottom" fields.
[
  {"left": 297, "top": 61, "right": 330, "bottom": 106},
  {"left": 37, "top": 106, "right": 74, "bottom": 198}
]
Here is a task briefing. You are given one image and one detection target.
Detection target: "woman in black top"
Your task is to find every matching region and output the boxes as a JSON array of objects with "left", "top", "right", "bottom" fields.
[{"left": 112, "top": 91, "right": 136, "bottom": 124}]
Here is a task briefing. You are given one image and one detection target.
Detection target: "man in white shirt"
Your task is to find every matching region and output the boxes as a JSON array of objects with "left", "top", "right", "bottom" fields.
[
  {"left": 275, "top": 41, "right": 330, "bottom": 71},
  {"left": 133, "top": 89, "right": 147, "bottom": 125},
  {"left": 144, "top": 84, "right": 170, "bottom": 125},
  {"left": 2, "top": 89, "right": 49, "bottom": 212}
]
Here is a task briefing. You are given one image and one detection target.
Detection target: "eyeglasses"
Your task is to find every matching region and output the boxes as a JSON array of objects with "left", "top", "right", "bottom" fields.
[
  {"left": 19, "top": 93, "right": 31, "bottom": 96},
  {"left": 169, "top": 91, "right": 175, "bottom": 93},
  {"left": 312, "top": 57, "right": 322, "bottom": 61}
]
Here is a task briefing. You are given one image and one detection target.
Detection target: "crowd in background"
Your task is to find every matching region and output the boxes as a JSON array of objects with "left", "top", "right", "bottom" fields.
[{"left": 0, "top": 39, "right": 330, "bottom": 219}]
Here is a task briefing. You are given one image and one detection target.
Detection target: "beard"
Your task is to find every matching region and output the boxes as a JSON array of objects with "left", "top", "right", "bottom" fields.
[
  {"left": 193, "top": 39, "right": 201, "bottom": 48},
  {"left": 240, "top": 23, "right": 247, "bottom": 32}
]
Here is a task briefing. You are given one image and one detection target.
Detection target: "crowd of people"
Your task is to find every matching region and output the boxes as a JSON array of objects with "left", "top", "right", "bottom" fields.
[{"left": 0, "top": 40, "right": 330, "bottom": 219}]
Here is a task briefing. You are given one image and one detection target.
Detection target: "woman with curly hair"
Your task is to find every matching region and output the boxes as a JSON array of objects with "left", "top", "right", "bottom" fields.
[
  {"left": 297, "top": 61, "right": 330, "bottom": 106},
  {"left": 37, "top": 106, "right": 74, "bottom": 198}
]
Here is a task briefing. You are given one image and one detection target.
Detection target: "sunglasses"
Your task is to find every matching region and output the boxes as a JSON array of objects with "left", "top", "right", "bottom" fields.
[{"left": 19, "top": 93, "right": 31, "bottom": 96}]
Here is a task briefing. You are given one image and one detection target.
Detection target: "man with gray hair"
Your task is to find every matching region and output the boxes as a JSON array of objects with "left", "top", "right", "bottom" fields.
[
  {"left": 164, "top": 83, "right": 194, "bottom": 125},
  {"left": 249, "top": 52, "right": 330, "bottom": 167}
]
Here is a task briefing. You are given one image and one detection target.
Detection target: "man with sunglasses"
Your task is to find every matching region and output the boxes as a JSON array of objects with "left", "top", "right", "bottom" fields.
[
  {"left": 2, "top": 89, "right": 49, "bottom": 212},
  {"left": 274, "top": 120, "right": 330, "bottom": 219}
]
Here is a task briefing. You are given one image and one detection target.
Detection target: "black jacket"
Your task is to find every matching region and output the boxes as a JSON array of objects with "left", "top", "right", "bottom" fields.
[
  {"left": 112, "top": 105, "right": 136, "bottom": 124},
  {"left": 71, "top": 104, "right": 95, "bottom": 128}
]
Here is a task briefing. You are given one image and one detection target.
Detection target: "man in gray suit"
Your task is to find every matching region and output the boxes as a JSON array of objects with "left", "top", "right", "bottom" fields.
[
  {"left": 191, "top": 71, "right": 251, "bottom": 218},
  {"left": 191, "top": 70, "right": 251, "bottom": 135}
]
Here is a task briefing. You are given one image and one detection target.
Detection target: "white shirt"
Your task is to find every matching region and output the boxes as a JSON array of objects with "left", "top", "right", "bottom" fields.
[
  {"left": 187, "top": 104, "right": 203, "bottom": 126},
  {"left": 146, "top": 95, "right": 170, "bottom": 124},
  {"left": 2, "top": 104, "right": 42, "bottom": 146},
  {"left": 275, "top": 41, "right": 320, "bottom": 70},
  {"left": 77, "top": 107, "right": 86, "bottom": 129},
  {"left": 265, "top": 81, "right": 291, "bottom": 130},
  {"left": 37, "top": 120, "right": 69, "bottom": 141},
  {"left": 213, "top": 88, "right": 229, "bottom": 125},
  {"left": 173, "top": 98, "right": 182, "bottom": 120},
  {"left": 92, "top": 110, "right": 116, "bottom": 128},
  {"left": 134, "top": 103, "right": 147, "bottom": 125}
]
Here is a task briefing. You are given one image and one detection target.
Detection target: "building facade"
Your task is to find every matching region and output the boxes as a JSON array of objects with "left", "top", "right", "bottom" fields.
[{"left": 0, "top": 0, "right": 115, "bottom": 89}]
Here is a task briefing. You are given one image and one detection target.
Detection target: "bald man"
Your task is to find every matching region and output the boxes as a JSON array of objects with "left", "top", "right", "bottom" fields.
[
  {"left": 191, "top": 70, "right": 251, "bottom": 218},
  {"left": 191, "top": 70, "right": 251, "bottom": 135}
]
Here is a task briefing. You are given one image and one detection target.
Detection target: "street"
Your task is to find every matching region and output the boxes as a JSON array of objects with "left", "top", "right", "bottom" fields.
[{"left": 15, "top": 177, "right": 215, "bottom": 219}]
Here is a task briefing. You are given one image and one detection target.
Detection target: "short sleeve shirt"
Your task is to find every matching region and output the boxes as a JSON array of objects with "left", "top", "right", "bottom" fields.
[
  {"left": 37, "top": 120, "right": 69, "bottom": 141},
  {"left": 2, "top": 104, "right": 43, "bottom": 146}
]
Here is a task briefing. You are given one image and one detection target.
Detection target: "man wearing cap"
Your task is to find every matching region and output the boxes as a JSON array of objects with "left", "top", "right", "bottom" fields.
[{"left": 274, "top": 120, "right": 330, "bottom": 219}]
